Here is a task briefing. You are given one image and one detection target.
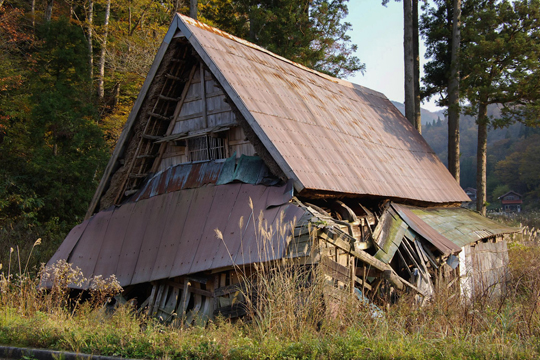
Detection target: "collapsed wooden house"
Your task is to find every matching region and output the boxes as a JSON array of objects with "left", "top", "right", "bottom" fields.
[{"left": 48, "top": 14, "right": 516, "bottom": 322}]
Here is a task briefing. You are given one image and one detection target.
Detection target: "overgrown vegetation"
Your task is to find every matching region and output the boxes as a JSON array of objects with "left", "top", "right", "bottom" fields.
[{"left": 1, "top": 220, "right": 540, "bottom": 359}]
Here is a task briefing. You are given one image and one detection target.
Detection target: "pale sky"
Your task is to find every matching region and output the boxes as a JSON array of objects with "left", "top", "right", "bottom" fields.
[{"left": 345, "top": 0, "right": 443, "bottom": 112}]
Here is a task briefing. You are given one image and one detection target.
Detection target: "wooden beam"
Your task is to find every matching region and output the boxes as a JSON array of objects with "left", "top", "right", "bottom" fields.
[
  {"left": 150, "top": 64, "right": 198, "bottom": 173},
  {"left": 148, "top": 112, "right": 172, "bottom": 121},
  {"left": 201, "top": 62, "right": 207, "bottom": 128},
  {"left": 318, "top": 229, "right": 406, "bottom": 292}
]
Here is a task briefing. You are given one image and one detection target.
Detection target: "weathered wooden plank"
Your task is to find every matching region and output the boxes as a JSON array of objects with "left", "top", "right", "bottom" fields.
[
  {"left": 318, "top": 229, "right": 407, "bottom": 292},
  {"left": 148, "top": 112, "right": 172, "bottom": 121},
  {"left": 150, "top": 65, "right": 198, "bottom": 172},
  {"left": 214, "top": 282, "right": 246, "bottom": 297},
  {"left": 321, "top": 256, "right": 350, "bottom": 283},
  {"left": 201, "top": 63, "right": 207, "bottom": 128},
  {"left": 176, "top": 108, "right": 233, "bottom": 122}
]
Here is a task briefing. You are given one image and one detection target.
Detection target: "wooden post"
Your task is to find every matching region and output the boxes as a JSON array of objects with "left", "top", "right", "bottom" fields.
[{"left": 201, "top": 63, "right": 207, "bottom": 129}]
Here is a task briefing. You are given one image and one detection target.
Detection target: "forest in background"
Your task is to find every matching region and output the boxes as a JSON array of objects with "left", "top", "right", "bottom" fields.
[
  {"left": 424, "top": 112, "right": 540, "bottom": 211},
  {"left": 394, "top": 102, "right": 540, "bottom": 211}
]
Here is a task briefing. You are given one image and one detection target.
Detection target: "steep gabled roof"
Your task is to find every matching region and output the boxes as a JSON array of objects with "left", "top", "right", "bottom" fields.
[
  {"left": 87, "top": 15, "right": 469, "bottom": 218},
  {"left": 177, "top": 15, "right": 468, "bottom": 203}
]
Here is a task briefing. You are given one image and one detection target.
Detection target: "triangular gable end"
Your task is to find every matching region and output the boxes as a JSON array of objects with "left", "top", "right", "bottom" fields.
[{"left": 86, "top": 18, "right": 296, "bottom": 218}]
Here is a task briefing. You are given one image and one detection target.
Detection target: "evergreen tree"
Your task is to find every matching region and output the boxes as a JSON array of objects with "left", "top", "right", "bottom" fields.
[
  {"left": 422, "top": 0, "right": 540, "bottom": 215},
  {"left": 201, "top": 0, "right": 364, "bottom": 78},
  {"left": 462, "top": 0, "right": 540, "bottom": 215}
]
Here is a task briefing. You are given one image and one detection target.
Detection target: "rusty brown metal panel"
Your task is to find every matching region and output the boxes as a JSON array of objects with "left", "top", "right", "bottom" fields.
[
  {"left": 183, "top": 161, "right": 223, "bottom": 189},
  {"left": 188, "top": 183, "right": 243, "bottom": 274},
  {"left": 167, "top": 162, "right": 193, "bottom": 192},
  {"left": 92, "top": 202, "right": 136, "bottom": 280},
  {"left": 68, "top": 209, "right": 113, "bottom": 287},
  {"left": 181, "top": 17, "right": 470, "bottom": 204},
  {"left": 392, "top": 203, "right": 461, "bottom": 255},
  {"left": 47, "top": 219, "right": 91, "bottom": 267},
  {"left": 151, "top": 189, "right": 195, "bottom": 280},
  {"left": 169, "top": 185, "right": 216, "bottom": 277},
  {"left": 114, "top": 196, "right": 158, "bottom": 286},
  {"left": 131, "top": 192, "right": 178, "bottom": 285},
  {"left": 136, "top": 174, "right": 159, "bottom": 201},
  {"left": 210, "top": 183, "right": 268, "bottom": 270},
  {"left": 154, "top": 167, "right": 173, "bottom": 197}
]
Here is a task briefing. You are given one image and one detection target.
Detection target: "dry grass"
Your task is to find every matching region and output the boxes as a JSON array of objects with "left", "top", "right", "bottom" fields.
[{"left": 1, "top": 211, "right": 540, "bottom": 358}]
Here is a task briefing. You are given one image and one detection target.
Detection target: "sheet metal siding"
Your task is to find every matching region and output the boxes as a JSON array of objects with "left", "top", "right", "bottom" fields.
[
  {"left": 151, "top": 189, "right": 195, "bottom": 280},
  {"left": 47, "top": 220, "right": 90, "bottom": 267},
  {"left": 93, "top": 202, "right": 136, "bottom": 280},
  {"left": 67, "top": 209, "right": 113, "bottom": 288},
  {"left": 209, "top": 184, "right": 268, "bottom": 270},
  {"left": 169, "top": 185, "right": 216, "bottom": 277},
  {"left": 131, "top": 192, "right": 178, "bottom": 284},
  {"left": 188, "top": 184, "right": 243, "bottom": 274},
  {"left": 114, "top": 197, "right": 157, "bottom": 285},
  {"left": 53, "top": 183, "right": 298, "bottom": 288},
  {"left": 408, "top": 207, "right": 517, "bottom": 248},
  {"left": 135, "top": 161, "right": 223, "bottom": 201},
  {"left": 180, "top": 16, "right": 469, "bottom": 204}
]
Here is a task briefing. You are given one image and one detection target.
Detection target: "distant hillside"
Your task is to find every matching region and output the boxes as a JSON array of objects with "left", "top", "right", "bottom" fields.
[{"left": 390, "top": 101, "right": 445, "bottom": 125}]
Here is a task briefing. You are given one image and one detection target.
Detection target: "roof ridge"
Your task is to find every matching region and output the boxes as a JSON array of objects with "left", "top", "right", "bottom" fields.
[{"left": 178, "top": 14, "right": 386, "bottom": 99}]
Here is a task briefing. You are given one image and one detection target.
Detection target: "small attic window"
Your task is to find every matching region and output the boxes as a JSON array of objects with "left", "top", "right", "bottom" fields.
[{"left": 187, "top": 135, "right": 226, "bottom": 162}]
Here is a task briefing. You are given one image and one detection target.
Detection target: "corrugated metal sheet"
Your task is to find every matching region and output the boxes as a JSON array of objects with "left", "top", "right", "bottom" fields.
[
  {"left": 48, "top": 220, "right": 90, "bottom": 267},
  {"left": 47, "top": 182, "right": 300, "bottom": 288},
  {"left": 373, "top": 208, "right": 408, "bottom": 263},
  {"left": 392, "top": 204, "right": 461, "bottom": 255},
  {"left": 407, "top": 206, "right": 518, "bottom": 248},
  {"left": 178, "top": 15, "right": 470, "bottom": 204},
  {"left": 132, "top": 157, "right": 280, "bottom": 202}
]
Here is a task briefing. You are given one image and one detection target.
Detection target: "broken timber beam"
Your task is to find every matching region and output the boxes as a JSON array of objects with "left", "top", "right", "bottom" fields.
[{"left": 319, "top": 228, "right": 425, "bottom": 295}]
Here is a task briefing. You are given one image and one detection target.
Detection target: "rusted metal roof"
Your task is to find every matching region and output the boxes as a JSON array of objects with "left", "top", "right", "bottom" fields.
[
  {"left": 132, "top": 156, "right": 280, "bottom": 202},
  {"left": 47, "top": 182, "right": 301, "bottom": 288},
  {"left": 176, "top": 15, "right": 470, "bottom": 204},
  {"left": 406, "top": 206, "right": 518, "bottom": 248},
  {"left": 392, "top": 204, "right": 462, "bottom": 255}
]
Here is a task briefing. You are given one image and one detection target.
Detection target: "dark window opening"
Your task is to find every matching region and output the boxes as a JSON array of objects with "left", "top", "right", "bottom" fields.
[{"left": 187, "top": 135, "right": 226, "bottom": 162}]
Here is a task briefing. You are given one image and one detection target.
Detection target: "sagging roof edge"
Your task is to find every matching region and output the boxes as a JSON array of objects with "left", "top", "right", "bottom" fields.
[
  {"left": 392, "top": 203, "right": 519, "bottom": 250},
  {"left": 175, "top": 14, "right": 305, "bottom": 193},
  {"left": 84, "top": 16, "right": 180, "bottom": 220}
]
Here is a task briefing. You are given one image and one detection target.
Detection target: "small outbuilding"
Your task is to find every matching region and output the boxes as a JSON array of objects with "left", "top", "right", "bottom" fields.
[{"left": 48, "top": 15, "right": 517, "bottom": 322}]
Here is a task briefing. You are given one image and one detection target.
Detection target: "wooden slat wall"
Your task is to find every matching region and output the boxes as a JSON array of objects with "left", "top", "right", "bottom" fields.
[{"left": 157, "top": 66, "right": 255, "bottom": 171}]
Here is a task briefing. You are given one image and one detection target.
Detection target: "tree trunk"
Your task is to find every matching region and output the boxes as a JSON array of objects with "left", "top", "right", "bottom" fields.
[
  {"left": 88, "top": 0, "right": 93, "bottom": 82},
  {"left": 171, "top": 0, "right": 180, "bottom": 19},
  {"left": 190, "top": 0, "right": 197, "bottom": 19},
  {"left": 98, "top": 0, "right": 111, "bottom": 100},
  {"left": 403, "top": 0, "right": 415, "bottom": 128},
  {"left": 476, "top": 102, "right": 488, "bottom": 215},
  {"left": 45, "top": 0, "right": 54, "bottom": 22},
  {"left": 31, "top": 0, "right": 35, "bottom": 29},
  {"left": 249, "top": 8, "right": 255, "bottom": 42},
  {"left": 448, "top": 0, "right": 461, "bottom": 183},
  {"left": 413, "top": 0, "right": 421, "bottom": 133}
]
